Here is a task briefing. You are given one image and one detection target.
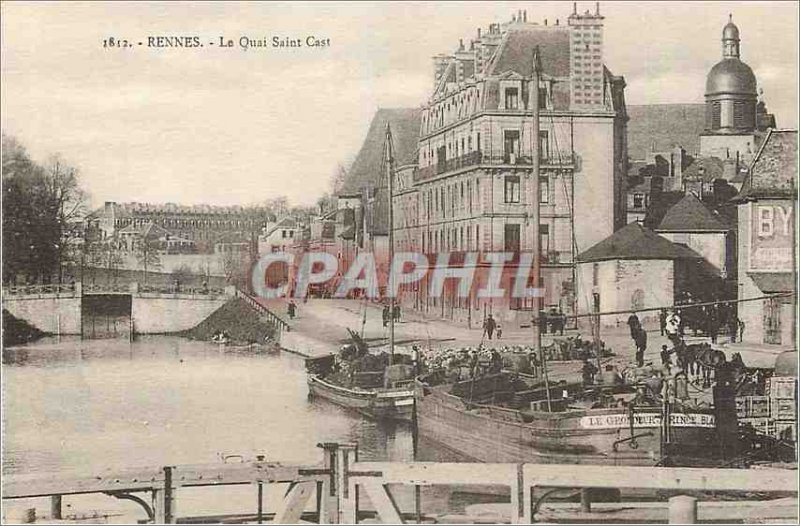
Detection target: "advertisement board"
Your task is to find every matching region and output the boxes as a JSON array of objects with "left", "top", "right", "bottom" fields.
[{"left": 750, "top": 200, "right": 794, "bottom": 271}]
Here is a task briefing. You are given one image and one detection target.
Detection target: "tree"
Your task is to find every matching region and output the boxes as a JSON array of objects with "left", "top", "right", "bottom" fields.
[
  {"left": 135, "top": 237, "right": 161, "bottom": 286},
  {"left": 331, "top": 163, "right": 348, "bottom": 195},
  {"left": 1, "top": 135, "right": 87, "bottom": 285}
]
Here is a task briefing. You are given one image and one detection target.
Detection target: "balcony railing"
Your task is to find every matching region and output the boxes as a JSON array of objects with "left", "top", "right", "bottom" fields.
[{"left": 414, "top": 151, "right": 575, "bottom": 182}]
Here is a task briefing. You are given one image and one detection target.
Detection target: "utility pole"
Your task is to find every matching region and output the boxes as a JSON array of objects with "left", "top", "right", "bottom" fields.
[
  {"left": 531, "top": 46, "right": 551, "bottom": 411},
  {"left": 386, "top": 124, "right": 396, "bottom": 364}
]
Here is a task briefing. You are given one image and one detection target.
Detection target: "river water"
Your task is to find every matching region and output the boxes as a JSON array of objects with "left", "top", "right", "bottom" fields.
[{"left": 2, "top": 336, "right": 473, "bottom": 523}]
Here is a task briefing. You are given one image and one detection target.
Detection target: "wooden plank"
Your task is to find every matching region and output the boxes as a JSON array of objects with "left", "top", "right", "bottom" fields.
[
  {"left": 351, "top": 462, "right": 517, "bottom": 486},
  {"left": 273, "top": 481, "right": 316, "bottom": 524},
  {"left": 521, "top": 464, "right": 797, "bottom": 493},
  {"left": 2, "top": 463, "right": 325, "bottom": 499},
  {"left": 359, "top": 481, "right": 403, "bottom": 524}
]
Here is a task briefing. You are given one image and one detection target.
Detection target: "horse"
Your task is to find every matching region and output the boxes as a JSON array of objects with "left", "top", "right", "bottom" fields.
[{"left": 680, "top": 343, "right": 726, "bottom": 387}]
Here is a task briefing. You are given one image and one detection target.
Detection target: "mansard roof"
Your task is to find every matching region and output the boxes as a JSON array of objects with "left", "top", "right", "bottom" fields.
[{"left": 485, "top": 27, "right": 571, "bottom": 78}]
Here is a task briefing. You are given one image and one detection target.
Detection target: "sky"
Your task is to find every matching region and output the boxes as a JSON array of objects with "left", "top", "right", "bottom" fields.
[{"left": 2, "top": 1, "right": 797, "bottom": 209}]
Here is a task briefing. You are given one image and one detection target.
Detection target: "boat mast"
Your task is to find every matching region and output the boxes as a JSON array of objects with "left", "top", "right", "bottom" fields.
[
  {"left": 531, "top": 46, "right": 552, "bottom": 412},
  {"left": 386, "top": 124, "right": 396, "bottom": 364}
]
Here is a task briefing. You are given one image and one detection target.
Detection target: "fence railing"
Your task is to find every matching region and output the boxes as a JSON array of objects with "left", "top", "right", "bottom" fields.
[
  {"left": 235, "top": 288, "right": 291, "bottom": 333},
  {"left": 414, "top": 151, "right": 576, "bottom": 182},
  {"left": 2, "top": 284, "right": 77, "bottom": 297},
  {"left": 2, "top": 442, "right": 796, "bottom": 524}
]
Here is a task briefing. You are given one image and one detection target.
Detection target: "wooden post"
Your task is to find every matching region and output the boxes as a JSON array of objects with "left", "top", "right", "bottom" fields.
[
  {"left": 50, "top": 496, "right": 62, "bottom": 520},
  {"left": 669, "top": 495, "right": 697, "bottom": 524},
  {"left": 317, "top": 443, "right": 340, "bottom": 524},
  {"left": 154, "top": 466, "right": 177, "bottom": 524},
  {"left": 257, "top": 482, "right": 264, "bottom": 524},
  {"left": 337, "top": 444, "right": 358, "bottom": 524},
  {"left": 580, "top": 488, "right": 591, "bottom": 513}
]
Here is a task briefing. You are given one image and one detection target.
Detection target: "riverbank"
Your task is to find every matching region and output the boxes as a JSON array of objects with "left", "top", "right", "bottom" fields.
[{"left": 2, "top": 309, "right": 45, "bottom": 347}]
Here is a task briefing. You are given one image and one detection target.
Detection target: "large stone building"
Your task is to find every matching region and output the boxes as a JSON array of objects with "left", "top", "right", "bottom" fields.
[
  {"left": 392, "top": 4, "right": 628, "bottom": 325},
  {"left": 733, "top": 129, "right": 796, "bottom": 347},
  {"left": 88, "top": 201, "right": 275, "bottom": 254}
]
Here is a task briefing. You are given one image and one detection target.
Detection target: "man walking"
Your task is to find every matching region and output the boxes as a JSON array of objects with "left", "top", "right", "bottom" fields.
[
  {"left": 287, "top": 300, "right": 297, "bottom": 320},
  {"left": 382, "top": 305, "right": 390, "bottom": 328},
  {"left": 484, "top": 314, "right": 497, "bottom": 340},
  {"left": 659, "top": 308, "right": 668, "bottom": 336}
]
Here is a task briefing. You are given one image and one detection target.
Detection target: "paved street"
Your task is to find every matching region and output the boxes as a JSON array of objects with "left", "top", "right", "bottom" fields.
[{"left": 265, "top": 298, "right": 791, "bottom": 371}]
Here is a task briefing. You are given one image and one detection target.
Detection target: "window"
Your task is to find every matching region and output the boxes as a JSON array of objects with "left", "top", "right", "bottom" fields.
[
  {"left": 504, "top": 175, "right": 521, "bottom": 203},
  {"left": 504, "top": 130, "right": 520, "bottom": 163},
  {"left": 539, "top": 176, "right": 549, "bottom": 203},
  {"left": 475, "top": 224, "right": 480, "bottom": 250},
  {"left": 476, "top": 132, "right": 481, "bottom": 152},
  {"left": 633, "top": 193, "right": 645, "bottom": 209},
  {"left": 538, "top": 87, "right": 547, "bottom": 109},
  {"left": 505, "top": 87, "right": 519, "bottom": 109},
  {"left": 734, "top": 101, "right": 745, "bottom": 128},
  {"left": 711, "top": 102, "right": 721, "bottom": 129},
  {"left": 504, "top": 224, "right": 521, "bottom": 252},
  {"left": 282, "top": 230, "right": 287, "bottom": 238},
  {"left": 539, "top": 131, "right": 550, "bottom": 161},
  {"left": 539, "top": 224, "right": 550, "bottom": 255}
]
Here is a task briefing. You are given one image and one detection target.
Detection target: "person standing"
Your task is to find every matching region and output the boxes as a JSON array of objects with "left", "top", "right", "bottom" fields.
[
  {"left": 393, "top": 304, "right": 401, "bottom": 322},
  {"left": 634, "top": 327, "right": 647, "bottom": 367},
  {"left": 659, "top": 308, "right": 668, "bottom": 336},
  {"left": 581, "top": 359, "right": 597, "bottom": 387},
  {"left": 484, "top": 314, "right": 496, "bottom": 340},
  {"left": 382, "top": 305, "right": 390, "bottom": 328},
  {"left": 660, "top": 344, "right": 671, "bottom": 367},
  {"left": 728, "top": 315, "right": 738, "bottom": 343},
  {"left": 665, "top": 310, "right": 682, "bottom": 346},
  {"left": 738, "top": 318, "right": 746, "bottom": 342},
  {"left": 627, "top": 311, "right": 641, "bottom": 340},
  {"left": 287, "top": 300, "right": 297, "bottom": 320}
]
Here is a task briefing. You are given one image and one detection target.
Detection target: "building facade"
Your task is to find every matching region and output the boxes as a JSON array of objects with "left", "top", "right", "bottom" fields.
[
  {"left": 89, "top": 201, "right": 274, "bottom": 254},
  {"left": 393, "top": 5, "right": 628, "bottom": 325},
  {"left": 734, "top": 129, "right": 796, "bottom": 347}
]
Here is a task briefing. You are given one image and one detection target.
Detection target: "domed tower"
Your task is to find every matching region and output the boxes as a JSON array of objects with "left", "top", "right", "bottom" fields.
[{"left": 700, "top": 16, "right": 760, "bottom": 161}]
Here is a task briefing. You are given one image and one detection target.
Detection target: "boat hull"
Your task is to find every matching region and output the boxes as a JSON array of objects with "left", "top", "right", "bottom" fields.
[
  {"left": 416, "top": 383, "right": 732, "bottom": 467},
  {"left": 308, "top": 374, "right": 414, "bottom": 422}
]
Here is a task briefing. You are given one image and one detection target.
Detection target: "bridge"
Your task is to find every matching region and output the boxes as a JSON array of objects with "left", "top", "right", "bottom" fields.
[
  {"left": 3, "top": 443, "right": 797, "bottom": 524},
  {"left": 2, "top": 283, "right": 290, "bottom": 337}
]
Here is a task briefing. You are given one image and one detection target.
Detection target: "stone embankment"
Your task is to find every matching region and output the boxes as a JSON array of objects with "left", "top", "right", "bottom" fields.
[{"left": 181, "top": 298, "right": 275, "bottom": 344}]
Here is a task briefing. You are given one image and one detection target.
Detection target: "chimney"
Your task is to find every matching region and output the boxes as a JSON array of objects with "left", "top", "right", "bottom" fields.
[
  {"left": 524, "top": 10, "right": 527, "bottom": 22},
  {"left": 477, "top": 27, "right": 481, "bottom": 38},
  {"left": 573, "top": 2, "right": 577, "bottom": 15},
  {"left": 459, "top": 38, "right": 464, "bottom": 51},
  {"left": 518, "top": 9, "right": 522, "bottom": 21},
  {"left": 544, "top": 19, "right": 548, "bottom": 26},
  {"left": 596, "top": 1, "right": 600, "bottom": 15}
]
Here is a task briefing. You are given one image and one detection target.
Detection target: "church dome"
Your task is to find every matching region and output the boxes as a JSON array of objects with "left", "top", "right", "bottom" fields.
[{"left": 705, "top": 58, "right": 756, "bottom": 96}]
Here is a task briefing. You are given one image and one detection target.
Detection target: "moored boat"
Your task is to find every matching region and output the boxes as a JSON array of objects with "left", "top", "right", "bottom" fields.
[
  {"left": 305, "top": 328, "right": 416, "bottom": 422},
  {"left": 415, "top": 368, "right": 741, "bottom": 467}
]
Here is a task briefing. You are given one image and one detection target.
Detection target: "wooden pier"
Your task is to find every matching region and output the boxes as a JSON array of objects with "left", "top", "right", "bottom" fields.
[{"left": 3, "top": 443, "right": 797, "bottom": 524}]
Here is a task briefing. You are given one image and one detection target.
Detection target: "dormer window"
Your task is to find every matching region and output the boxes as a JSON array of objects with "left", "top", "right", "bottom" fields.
[{"left": 505, "top": 87, "right": 519, "bottom": 110}]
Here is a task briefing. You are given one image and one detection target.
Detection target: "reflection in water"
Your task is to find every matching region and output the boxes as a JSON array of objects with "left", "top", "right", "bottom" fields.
[{"left": 2, "top": 336, "right": 482, "bottom": 521}]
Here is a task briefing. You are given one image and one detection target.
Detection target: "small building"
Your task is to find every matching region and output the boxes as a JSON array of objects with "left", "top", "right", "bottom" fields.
[
  {"left": 656, "top": 192, "right": 735, "bottom": 280},
  {"left": 733, "top": 128, "right": 796, "bottom": 347},
  {"left": 117, "top": 221, "right": 195, "bottom": 254},
  {"left": 576, "top": 222, "right": 707, "bottom": 327},
  {"left": 258, "top": 216, "right": 303, "bottom": 254}
]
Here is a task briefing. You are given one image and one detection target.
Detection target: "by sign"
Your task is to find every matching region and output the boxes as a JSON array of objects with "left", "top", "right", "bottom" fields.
[{"left": 750, "top": 201, "right": 794, "bottom": 272}]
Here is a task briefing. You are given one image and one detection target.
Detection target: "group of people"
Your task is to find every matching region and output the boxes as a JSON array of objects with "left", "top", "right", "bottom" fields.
[
  {"left": 382, "top": 304, "right": 401, "bottom": 327},
  {"left": 658, "top": 303, "right": 745, "bottom": 343}
]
